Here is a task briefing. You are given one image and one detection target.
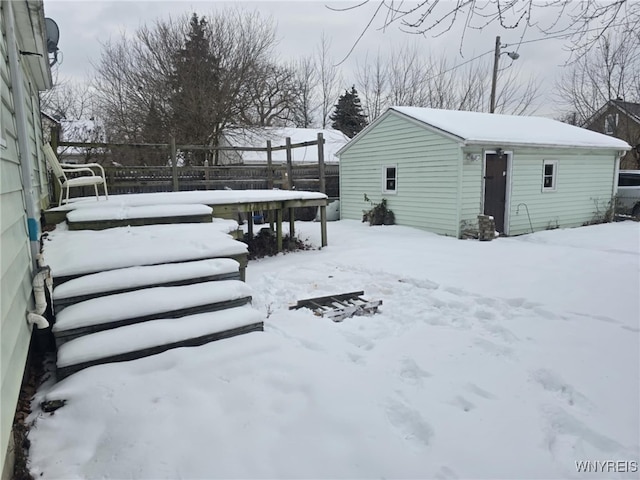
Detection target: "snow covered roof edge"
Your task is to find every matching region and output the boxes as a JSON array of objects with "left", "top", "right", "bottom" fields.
[{"left": 390, "top": 107, "right": 631, "bottom": 151}]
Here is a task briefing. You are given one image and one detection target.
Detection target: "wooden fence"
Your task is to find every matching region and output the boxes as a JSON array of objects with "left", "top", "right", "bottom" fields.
[
  {"left": 51, "top": 133, "right": 341, "bottom": 203},
  {"left": 102, "top": 164, "right": 339, "bottom": 197}
]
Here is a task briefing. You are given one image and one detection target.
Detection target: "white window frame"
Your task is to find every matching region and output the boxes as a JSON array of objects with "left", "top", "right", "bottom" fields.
[
  {"left": 604, "top": 114, "right": 618, "bottom": 135},
  {"left": 382, "top": 164, "right": 397, "bottom": 194},
  {"left": 542, "top": 160, "right": 558, "bottom": 192}
]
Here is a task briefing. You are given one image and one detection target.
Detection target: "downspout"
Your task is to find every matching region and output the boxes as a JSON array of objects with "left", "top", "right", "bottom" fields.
[
  {"left": 6, "top": 0, "right": 41, "bottom": 269},
  {"left": 26, "top": 265, "right": 52, "bottom": 330},
  {"left": 612, "top": 150, "right": 622, "bottom": 219}
]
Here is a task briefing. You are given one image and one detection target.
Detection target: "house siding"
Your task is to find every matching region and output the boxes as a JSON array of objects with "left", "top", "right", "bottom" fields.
[
  {"left": 460, "top": 149, "right": 484, "bottom": 232},
  {"left": 585, "top": 103, "right": 640, "bottom": 170},
  {"left": 507, "top": 147, "right": 616, "bottom": 235},
  {"left": 1, "top": 1, "right": 50, "bottom": 475},
  {"left": 340, "top": 113, "right": 461, "bottom": 236}
]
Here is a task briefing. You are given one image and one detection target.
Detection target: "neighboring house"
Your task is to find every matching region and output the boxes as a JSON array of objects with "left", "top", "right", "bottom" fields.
[
  {"left": 0, "top": 1, "right": 52, "bottom": 477},
  {"left": 583, "top": 99, "right": 640, "bottom": 170},
  {"left": 40, "top": 110, "right": 59, "bottom": 143},
  {"left": 219, "top": 127, "right": 348, "bottom": 165},
  {"left": 338, "top": 107, "right": 630, "bottom": 237}
]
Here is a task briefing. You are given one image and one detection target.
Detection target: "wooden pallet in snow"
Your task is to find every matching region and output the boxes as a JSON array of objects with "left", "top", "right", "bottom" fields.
[{"left": 289, "top": 290, "right": 382, "bottom": 322}]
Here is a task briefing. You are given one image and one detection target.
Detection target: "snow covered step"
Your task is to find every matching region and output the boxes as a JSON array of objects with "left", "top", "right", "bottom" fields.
[
  {"left": 66, "top": 204, "right": 214, "bottom": 230},
  {"left": 56, "top": 306, "right": 264, "bottom": 379},
  {"left": 52, "top": 259, "right": 241, "bottom": 313},
  {"left": 43, "top": 222, "right": 248, "bottom": 283},
  {"left": 53, "top": 280, "right": 252, "bottom": 345}
]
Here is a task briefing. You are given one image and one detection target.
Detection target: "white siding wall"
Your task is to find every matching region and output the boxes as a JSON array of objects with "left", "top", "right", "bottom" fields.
[
  {"left": 507, "top": 148, "right": 616, "bottom": 235},
  {"left": 340, "top": 113, "right": 461, "bottom": 236},
  {"left": 0, "top": 2, "right": 49, "bottom": 473}
]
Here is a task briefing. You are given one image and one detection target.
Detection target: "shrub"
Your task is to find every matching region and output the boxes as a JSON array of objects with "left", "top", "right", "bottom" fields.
[{"left": 362, "top": 194, "right": 395, "bottom": 226}]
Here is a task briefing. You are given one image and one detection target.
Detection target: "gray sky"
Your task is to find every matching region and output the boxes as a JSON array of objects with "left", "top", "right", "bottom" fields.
[{"left": 43, "top": 1, "right": 587, "bottom": 118}]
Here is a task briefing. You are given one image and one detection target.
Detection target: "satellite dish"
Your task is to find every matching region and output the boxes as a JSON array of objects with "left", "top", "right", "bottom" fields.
[{"left": 45, "top": 18, "right": 59, "bottom": 53}]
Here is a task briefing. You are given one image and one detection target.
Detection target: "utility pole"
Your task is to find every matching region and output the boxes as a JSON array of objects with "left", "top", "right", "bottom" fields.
[
  {"left": 490, "top": 36, "right": 520, "bottom": 113},
  {"left": 490, "top": 35, "right": 501, "bottom": 114}
]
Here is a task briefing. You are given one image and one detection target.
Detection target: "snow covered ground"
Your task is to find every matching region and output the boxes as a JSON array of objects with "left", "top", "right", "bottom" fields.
[{"left": 29, "top": 220, "right": 639, "bottom": 479}]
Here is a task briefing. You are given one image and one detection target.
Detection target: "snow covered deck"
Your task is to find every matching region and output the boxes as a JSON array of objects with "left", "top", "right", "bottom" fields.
[
  {"left": 52, "top": 259, "right": 241, "bottom": 312},
  {"left": 42, "top": 215, "right": 266, "bottom": 379},
  {"left": 53, "top": 280, "right": 253, "bottom": 344},
  {"left": 43, "top": 222, "right": 249, "bottom": 282},
  {"left": 65, "top": 204, "right": 215, "bottom": 230},
  {"left": 44, "top": 189, "right": 329, "bottom": 249}
]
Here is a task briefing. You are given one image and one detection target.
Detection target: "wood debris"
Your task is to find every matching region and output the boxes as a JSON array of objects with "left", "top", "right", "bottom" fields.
[{"left": 289, "top": 290, "right": 382, "bottom": 322}]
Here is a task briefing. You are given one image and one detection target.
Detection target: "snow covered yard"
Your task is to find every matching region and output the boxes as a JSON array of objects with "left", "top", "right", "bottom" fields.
[{"left": 29, "top": 220, "right": 639, "bottom": 479}]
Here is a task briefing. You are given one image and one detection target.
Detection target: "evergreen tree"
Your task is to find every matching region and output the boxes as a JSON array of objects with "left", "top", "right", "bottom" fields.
[
  {"left": 329, "top": 86, "right": 368, "bottom": 138},
  {"left": 169, "top": 13, "right": 220, "bottom": 164}
]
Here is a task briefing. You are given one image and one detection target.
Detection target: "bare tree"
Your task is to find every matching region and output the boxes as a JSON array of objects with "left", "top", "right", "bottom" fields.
[
  {"left": 40, "top": 74, "right": 95, "bottom": 121},
  {"left": 556, "top": 29, "right": 640, "bottom": 124},
  {"left": 291, "top": 58, "right": 319, "bottom": 128},
  {"left": 40, "top": 75, "right": 108, "bottom": 163},
  {"left": 93, "top": 9, "right": 277, "bottom": 165},
  {"left": 355, "top": 43, "right": 540, "bottom": 119},
  {"left": 243, "top": 62, "right": 300, "bottom": 126},
  {"left": 333, "top": 0, "right": 639, "bottom": 61},
  {"left": 356, "top": 51, "right": 387, "bottom": 121},
  {"left": 315, "top": 33, "right": 342, "bottom": 128}
]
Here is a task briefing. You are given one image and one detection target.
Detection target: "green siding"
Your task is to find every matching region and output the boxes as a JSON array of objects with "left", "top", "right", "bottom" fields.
[
  {"left": 340, "top": 113, "right": 461, "bottom": 236},
  {"left": 460, "top": 149, "right": 483, "bottom": 232},
  {"left": 0, "top": 2, "right": 50, "bottom": 472},
  {"left": 507, "top": 148, "right": 616, "bottom": 235}
]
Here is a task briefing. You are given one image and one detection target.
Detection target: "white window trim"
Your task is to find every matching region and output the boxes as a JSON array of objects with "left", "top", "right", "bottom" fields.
[
  {"left": 604, "top": 113, "right": 618, "bottom": 135},
  {"left": 382, "top": 164, "right": 398, "bottom": 194},
  {"left": 542, "top": 160, "right": 558, "bottom": 192}
]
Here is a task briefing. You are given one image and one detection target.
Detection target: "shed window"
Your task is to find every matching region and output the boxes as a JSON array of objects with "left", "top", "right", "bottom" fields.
[
  {"left": 383, "top": 165, "right": 397, "bottom": 193},
  {"left": 542, "top": 160, "right": 557, "bottom": 191}
]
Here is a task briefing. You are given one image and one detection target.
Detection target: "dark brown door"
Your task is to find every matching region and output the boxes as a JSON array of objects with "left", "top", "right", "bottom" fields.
[{"left": 484, "top": 153, "right": 507, "bottom": 232}]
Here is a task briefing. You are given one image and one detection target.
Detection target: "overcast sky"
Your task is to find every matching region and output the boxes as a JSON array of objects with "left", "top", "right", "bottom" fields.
[{"left": 42, "top": 1, "right": 593, "bottom": 118}]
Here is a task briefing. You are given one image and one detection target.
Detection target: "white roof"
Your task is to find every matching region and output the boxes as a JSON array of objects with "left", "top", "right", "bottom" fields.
[
  {"left": 390, "top": 107, "right": 631, "bottom": 150},
  {"left": 224, "top": 127, "right": 348, "bottom": 163}
]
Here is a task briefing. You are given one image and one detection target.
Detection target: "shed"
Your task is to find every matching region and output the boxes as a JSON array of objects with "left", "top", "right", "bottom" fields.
[{"left": 337, "top": 107, "right": 630, "bottom": 237}]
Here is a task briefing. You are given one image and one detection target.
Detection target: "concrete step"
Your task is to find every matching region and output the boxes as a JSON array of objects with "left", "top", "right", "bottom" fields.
[
  {"left": 65, "top": 204, "right": 214, "bottom": 230},
  {"left": 56, "top": 306, "right": 264, "bottom": 379},
  {"left": 53, "top": 280, "right": 253, "bottom": 345},
  {"left": 52, "top": 259, "right": 241, "bottom": 314}
]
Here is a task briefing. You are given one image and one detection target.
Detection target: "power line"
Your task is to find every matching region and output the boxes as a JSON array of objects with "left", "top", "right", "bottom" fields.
[{"left": 424, "top": 22, "right": 632, "bottom": 81}]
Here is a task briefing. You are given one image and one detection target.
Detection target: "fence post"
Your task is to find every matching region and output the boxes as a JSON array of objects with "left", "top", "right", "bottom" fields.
[
  {"left": 317, "top": 132, "right": 325, "bottom": 194},
  {"left": 266, "top": 140, "right": 273, "bottom": 189},
  {"left": 171, "top": 136, "right": 178, "bottom": 191},
  {"left": 285, "top": 136, "right": 293, "bottom": 190}
]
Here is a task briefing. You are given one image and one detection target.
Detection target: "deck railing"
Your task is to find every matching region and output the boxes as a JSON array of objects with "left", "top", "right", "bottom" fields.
[
  {"left": 100, "top": 164, "right": 339, "bottom": 197},
  {"left": 49, "top": 133, "right": 341, "bottom": 203}
]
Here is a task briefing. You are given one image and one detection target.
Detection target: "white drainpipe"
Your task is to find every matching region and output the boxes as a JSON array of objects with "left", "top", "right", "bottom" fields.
[
  {"left": 27, "top": 265, "right": 52, "bottom": 330},
  {"left": 5, "top": 1, "right": 41, "bottom": 269}
]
